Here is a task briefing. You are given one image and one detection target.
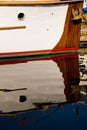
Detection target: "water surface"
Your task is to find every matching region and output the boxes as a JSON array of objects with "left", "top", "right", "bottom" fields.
[{"left": 0, "top": 53, "right": 87, "bottom": 130}]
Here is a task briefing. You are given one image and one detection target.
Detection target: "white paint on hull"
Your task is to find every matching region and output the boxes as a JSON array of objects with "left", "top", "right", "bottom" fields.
[{"left": 0, "top": 5, "right": 68, "bottom": 53}]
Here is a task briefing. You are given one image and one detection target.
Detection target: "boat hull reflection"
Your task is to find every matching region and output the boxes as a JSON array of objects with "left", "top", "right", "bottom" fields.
[{"left": 0, "top": 54, "right": 81, "bottom": 114}]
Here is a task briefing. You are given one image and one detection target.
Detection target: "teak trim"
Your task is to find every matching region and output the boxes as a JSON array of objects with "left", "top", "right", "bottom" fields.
[
  {"left": 0, "top": 0, "right": 83, "bottom": 5},
  {"left": 53, "top": 3, "right": 83, "bottom": 49},
  {"left": 0, "top": 25, "right": 26, "bottom": 30}
]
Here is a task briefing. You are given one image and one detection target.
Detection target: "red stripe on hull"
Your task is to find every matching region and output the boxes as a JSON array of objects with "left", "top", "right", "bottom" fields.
[
  {"left": 0, "top": 48, "right": 79, "bottom": 65},
  {"left": 0, "top": 48, "right": 78, "bottom": 56},
  {"left": 0, "top": 54, "right": 78, "bottom": 65}
]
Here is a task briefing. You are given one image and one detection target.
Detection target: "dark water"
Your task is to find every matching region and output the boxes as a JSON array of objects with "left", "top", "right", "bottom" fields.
[{"left": 0, "top": 53, "right": 87, "bottom": 130}]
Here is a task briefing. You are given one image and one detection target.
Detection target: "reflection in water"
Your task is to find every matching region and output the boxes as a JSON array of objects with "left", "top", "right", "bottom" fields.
[
  {"left": 79, "top": 54, "right": 87, "bottom": 104},
  {"left": 0, "top": 53, "right": 87, "bottom": 129},
  {"left": 53, "top": 54, "right": 80, "bottom": 103},
  {"left": 0, "top": 88, "right": 27, "bottom": 92}
]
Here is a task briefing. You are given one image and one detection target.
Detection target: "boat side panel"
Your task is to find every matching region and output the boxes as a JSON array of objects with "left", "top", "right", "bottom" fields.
[
  {"left": 0, "top": 5, "right": 68, "bottom": 53},
  {"left": 53, "top": 2, "right": 83, "bottom": 49}
]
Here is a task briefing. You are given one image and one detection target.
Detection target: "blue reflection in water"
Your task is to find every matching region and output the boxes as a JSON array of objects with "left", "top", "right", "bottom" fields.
[{"left": 0, "top": 103, "right": 87, "bottom": 130}]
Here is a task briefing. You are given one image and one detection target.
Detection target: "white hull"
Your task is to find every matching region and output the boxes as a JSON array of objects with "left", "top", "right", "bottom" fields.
[
  {"left": 0, "top": 5, "right": 68, "bottom": 53},
  {"left": 0, "top": 0, "right": 83, "bottom": 56}
]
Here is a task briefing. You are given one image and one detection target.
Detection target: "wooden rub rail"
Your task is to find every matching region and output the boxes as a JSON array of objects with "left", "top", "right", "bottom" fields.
[
  {"left": 0, "top": 25, "right": 26, "bottom": 30},
  {"left": 0, "top": 0, "right": 83, "bottom": 5},
  {"left": 0, "top": 0, "right": 61, "bottom": 5}
]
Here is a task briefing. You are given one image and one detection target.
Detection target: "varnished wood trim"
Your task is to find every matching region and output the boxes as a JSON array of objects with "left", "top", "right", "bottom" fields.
[
  {"left": 53, "top": 2, "right": 83, "bottom": 49},
  {"left": 0, "top": 0, "right": 83, "bottom": 5},
  {"left": 0, "top": 25, "right": 26, "bottom": 30}
]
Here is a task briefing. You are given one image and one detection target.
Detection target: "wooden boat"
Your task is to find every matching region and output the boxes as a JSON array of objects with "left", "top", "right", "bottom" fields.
[{"left": 0, "top": 0, "right": 83, "bottom": 59}]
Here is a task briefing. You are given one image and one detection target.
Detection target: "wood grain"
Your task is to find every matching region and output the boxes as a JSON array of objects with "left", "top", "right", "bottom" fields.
[
  {"left": 53, "top": 2, "right": 83, "bottom": 49},
  {"left": 0, "top": 25, "right": 26, "bottom": 30},
  {"left": 0, "top": 0, "right": 83, "bottom": 5}
]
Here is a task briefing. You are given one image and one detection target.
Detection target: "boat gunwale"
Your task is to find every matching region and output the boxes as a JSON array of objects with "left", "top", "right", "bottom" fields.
[{"left": 0, "top": 0, "right": 83, "bottom": 5}]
